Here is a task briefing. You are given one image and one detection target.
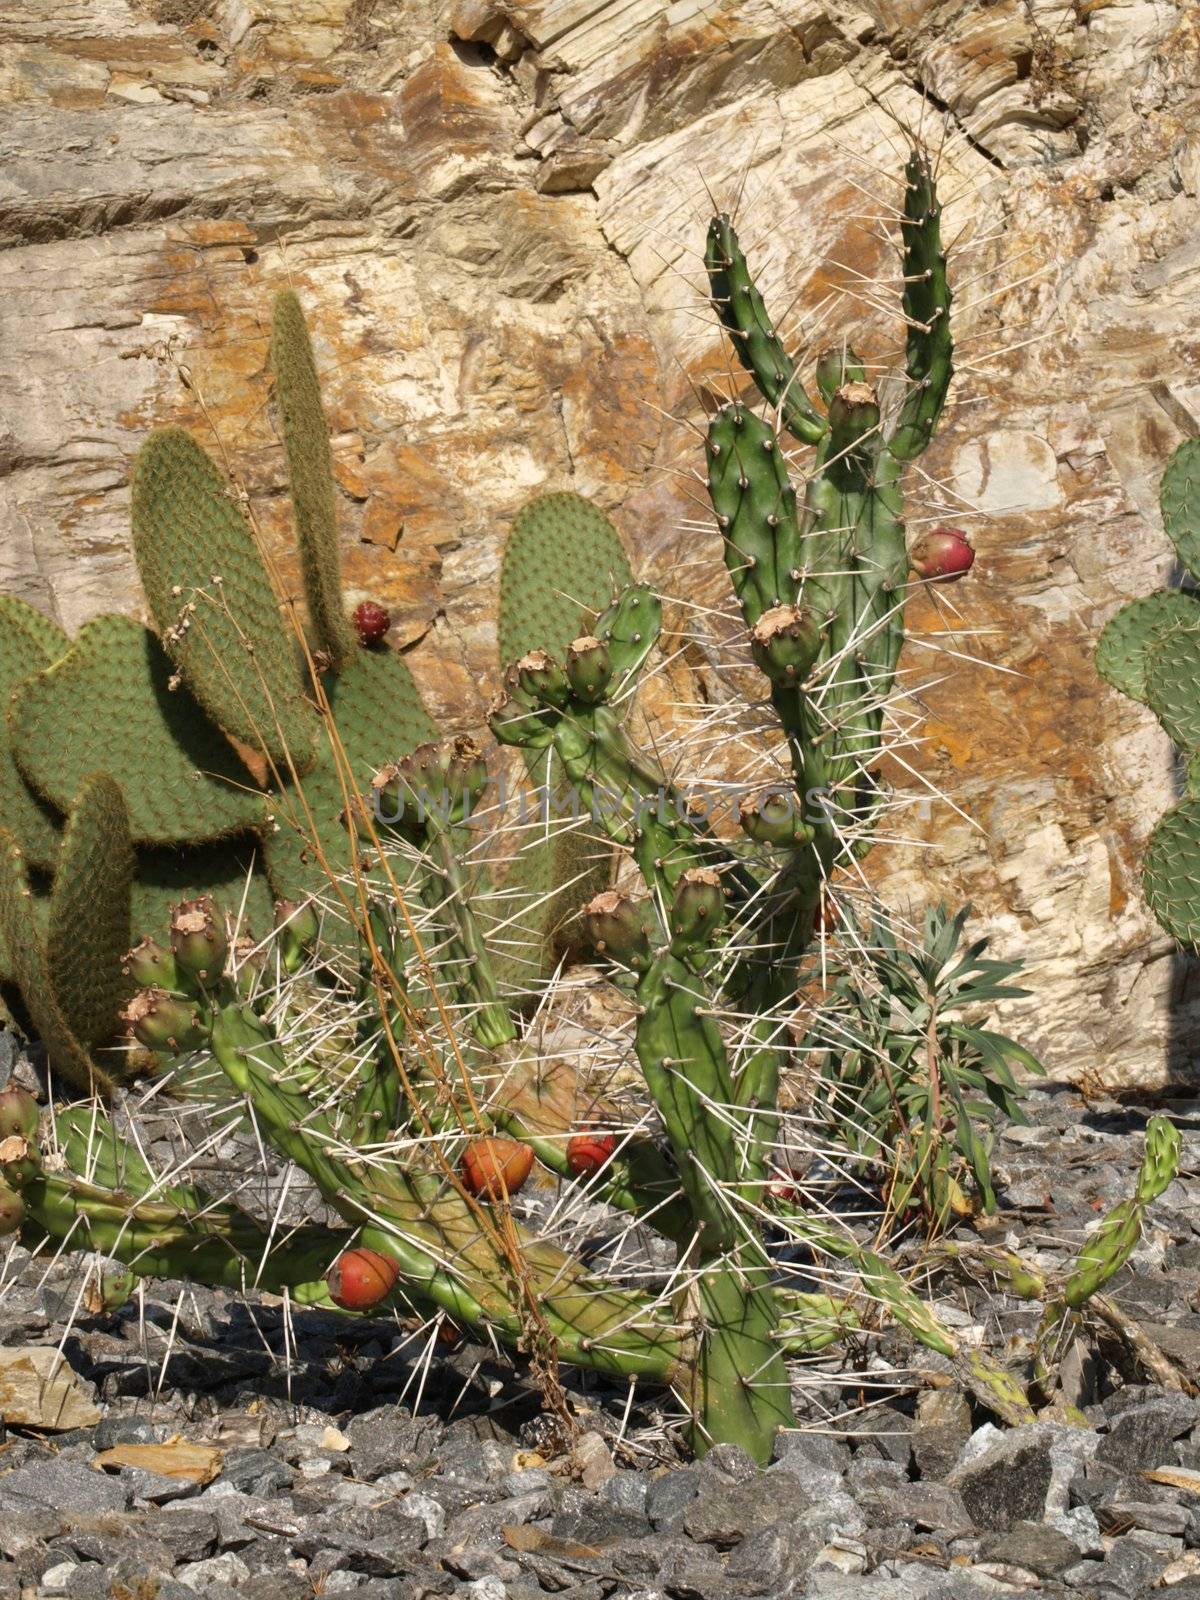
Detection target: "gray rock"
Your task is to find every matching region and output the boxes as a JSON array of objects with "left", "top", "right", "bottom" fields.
[
  {"left": 656, "top": 1535, "right": 728, "bottom": 1598},
  {"left": 843, "top": 1405, "right": 913, "bottom": 1469},
  {"left": 1048, "top": 1504, "right": 1104, "bottom": 1558},
  {"left": 0, "top": 1460, "right": 130, "bottom": 1516},
  {"left": 772, "top": 1433, "right": 850, "bottom": 1476},
  {"left": 684, "top": 1474, "right": 791, "bottom": 1547},
  {"left": 552, "top": 1484, "right": 651, "bottom": 1544},
  {"left": 1096, "top": 1537, "right": 1172, "bottom": 1595},
  {"left": 91, "top": 1415, "right": 162, "bottom": 1450},
  {"left": 219, "top": 1448, "right": 295, "bottom": 1496},
  {"left": 864, "top": 1481, "right": 973, "bottom": 1540},
  {"left": 603, "top": 1470, "right": 651, "bottom": 1513},
  {"left": 294, "top": 1503, "right": 428, "bottom": 1575},
  {"left": 912, "top": 1388, "right": 973, "bottom": 1483},
  {"left": 175, "top": 1551, "right": 253, "bottom": 1590},
  {"left": 646, "top": 1467, "right": 699, "bottom": 1531},
  {"left": 139, "top": 1508, "right": 221, "bottom": 1563},
  {"left": 979, "top": 1518, "right": 1081, "bottom": 1577},
  {"left": 1097, "top": 1395, "right": 1199, "bottom": 1472},
  {"left": 947, "top": 1423, "right": 1097, "bottom": 1532},
  {"left": 726, "top": 1522, "right": 809, "bottom": 1595},
  {"left": 346, "top": 1410, "right": 443, "bottom": 1480},
  {"left": 1097, "top": 1490, "right": 1190, "bottom": 1535}
]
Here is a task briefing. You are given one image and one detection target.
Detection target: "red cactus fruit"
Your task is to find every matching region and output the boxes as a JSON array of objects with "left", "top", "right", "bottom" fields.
[
  {"left": 909, "top": 527, "right": 975, "bottom": 582},
  {"left": 327, "top": 1247, "right": 400, "bottom": 1310},
  {"left": 566, "top": 1131, "right": 617, "bottom": 1178},
  {"left": 353, "top": 600, "right": 391, "bottom": 647},
  {"left": 461, "top": 1137, "right": 534, "bottom": 1200},
  {"left": 765, "top": 1175, "right": 800, "bottom": 1207}
]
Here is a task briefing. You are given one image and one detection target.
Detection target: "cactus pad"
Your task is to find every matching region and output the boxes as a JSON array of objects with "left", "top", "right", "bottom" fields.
[
  {"left": 499, "top": 494, "right": 632, "bottom": 670},
  {"left": 270, "top": 291, "right": 356, "bottom": 672},
  {"left": 0, "top": 828, "right": 114, "bottom": 1095},
  {"left": 1145, "top": 621, "right": 1200, "bottom": 748},
  {"left": 264, "top": 646, "right": 437, "bottom": 915},
  {"left": 1096, "top": 591, "right": 1199, "bottom": 705},
  {"left": 12, "top": 615, "right": 266, "bottom": 847},
  {"left": 46, "top": 773, "right": 133, "bottom": 1049},
  {"left": 1160, "top": 436, "right": 1200, "bottom": 579},
  {"left": 132, "top": 843, "right": 275, "bottom": 946},
  {"left": 131, "top": 427, "right": 319, "bottom": 773},
  {"left": 1143, "top": 797, "right": 1200, "bottom": 950},
  {"left": 0, "top": 597, "right": 70, "bottom": 870}
]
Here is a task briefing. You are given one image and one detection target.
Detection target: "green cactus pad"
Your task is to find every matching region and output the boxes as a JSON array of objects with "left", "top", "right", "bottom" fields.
[
  {"left": 270, "top": 291, "right": 356, "bottom": 672},
  {"left": 887, "top": 149, "right": 953, "bottom": 464},
  {"left": 46, "top": 774, "right": 133, "bottom": 1049},
  {"left": 706, "top": 404, "right": 804, "bottom": 627},
  {"left": 132, "top": 842, "right": 275, "bottom": 946},
  {"left": 1143, "top": 796, "right": 1200, "bottom": 949},
  {"left": 1161, "top": 437, "right": 1200, "bottom": 580},
  {"left": 0, "top": 827, "right": 115, "bottom": 1095},
  {"left": 705, "top": 215, "right": 826, "bottom": 447},
  {"left": 1096, "top": 591, "right": 1200, "bottom": 705},
  {"left": 499, "top": 494, "right": 632, "bottom": 671},
  {"left": 1145, "top": 621, "right": 1200, "bottom": 748},
  {"left": 131, "top": 427, "right": 319, "bottom": 773},
  {"left": 264, "top": 646, "right": 437, "bottom": 918},
  {"left": 0, "top": 597, "right": 70, "bottom": 870},
  {"left": 11, "top": 615, "right": 267, "bottom": 847}
]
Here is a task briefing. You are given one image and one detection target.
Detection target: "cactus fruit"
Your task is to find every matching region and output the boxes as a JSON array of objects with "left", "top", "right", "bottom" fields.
[
  {"left": 352, "top": 601, "right": 390, "bottom": 647},
  {"left": 271, "top": 289, "right": 358, "bottom": 673},
  {"left": 461, "top": 1136, "right": 535, "bottom": 1199},
  {"left": 566, "top": 1131, "right": 617, "bottom": 1177},
  {"left": 909, "top": 527, "right": 975, "bottom": 582},
  {"left": 327, "top": 1246, "right": 400, "bottom": 1310},
  {"left": 1097, "top": 436, "right": 1200, "bottom": 947}
]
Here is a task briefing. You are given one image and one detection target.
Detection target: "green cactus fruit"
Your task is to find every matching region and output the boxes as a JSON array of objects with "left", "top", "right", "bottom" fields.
[
  {"left": 583, "top": 888, "right": 654, "bottom": 970},
  {"left": 1160, "top": 436, "right": 1200, "bottom": 580},
  {"left": 564, "top": 636, "right": 612, "bottom": 703},
  {"left": 264, "top": 645, "right": 436, "bottom": 925},
  {"left": 131, "top": 427, "right": 319, "bottom": 773},
  {"left": 887, "top": 149, "right": 953, "bottom": 464},
  {"left": 1095, "top": 591, "right": 1199, "bottom": 706},
  {"left": 12, "top": 615, "right": 266, "bottom": 847},
  {"left": 668, "top": 867, "right": 726, "bottom": 955},
  {"left": 1142, "top": 797, "right": 1200, "bottom": 949},
  {"left": 594, "top": 584, "right": 662, "bottom": 685},
  {"left": 1145, "top": 621, "right": 1200, "bottom": 748},
  {"left": 1136, "top": 1114, "right": 1181, "bottom": 1204},
  {"left": 270, "top": 290, "right": 357, "bottom": 672},
  {"left": 0, "top": 597, "right": 70, "bottom": 871},
  {"left": 704, "top": 214, "right": 826, "bottom": 446},
  {"left": 498, "top": 493, "right": 632, "bottom": 669},
  {"left": 0, "top": 827, "right": 115, "bottom": 1096},
  {"left": 45, "top": 773, "right": 133, "bottom": 1049}
]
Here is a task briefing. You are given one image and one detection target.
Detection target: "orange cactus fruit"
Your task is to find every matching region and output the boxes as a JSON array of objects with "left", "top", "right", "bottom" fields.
[
  {"left": 566, "top": 1131, "right": 617, "bottom": 1178},
  {"left": 460, "top": 1136, "right": 534, "bottom": 1200},
  {"left": 326, "top": 1247, "right": 400, "bottom": 1310}
]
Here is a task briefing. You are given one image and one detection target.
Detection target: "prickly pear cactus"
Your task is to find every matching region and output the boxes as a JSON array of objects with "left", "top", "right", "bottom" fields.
[{"left": 1098, "top": 437, "right": 1200, "bottom": 947}]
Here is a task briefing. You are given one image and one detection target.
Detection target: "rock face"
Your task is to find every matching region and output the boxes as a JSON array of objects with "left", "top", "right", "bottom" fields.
[{"left": 3, "top": 0, "right": 1200, "bottom": 1087}]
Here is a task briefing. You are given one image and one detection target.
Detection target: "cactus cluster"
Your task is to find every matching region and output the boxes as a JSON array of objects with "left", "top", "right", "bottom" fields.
[
  {"left": 1097, "top": 438, "right": 1200, "bottom": 945},
  {"left": 0, "top": 146, "right": 1109, "bottom": 1464}
]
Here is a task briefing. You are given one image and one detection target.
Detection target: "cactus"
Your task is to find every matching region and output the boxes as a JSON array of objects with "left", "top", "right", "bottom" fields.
[
  {"left": 271, "top": 289, "right": 358, "bottom": 672},
  {"left": 0, "top": 164, "right": 1050, "bottom": 1466},
  {"left": 131, "top": 427, "right": 319, "bottom": 774},
  {"left": 0, "top": 597, "right": 70, "bottom": 871},
  {"left": 1098, "top": 437, "right": 1200, "bottom": 946}
]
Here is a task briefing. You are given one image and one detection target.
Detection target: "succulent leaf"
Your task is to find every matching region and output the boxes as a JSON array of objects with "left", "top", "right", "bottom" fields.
[{"left": 1160, "top": 436, "right": 1200, "bottom": 580}]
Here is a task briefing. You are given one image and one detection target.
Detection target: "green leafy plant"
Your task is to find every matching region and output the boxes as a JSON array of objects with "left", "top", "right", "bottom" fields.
[
  {"left": 0, "top": 146, "right": 1045, "bottom": 1463},
  {"left": 804, "top": 905, "right": 1044, "bottom": 1231}
]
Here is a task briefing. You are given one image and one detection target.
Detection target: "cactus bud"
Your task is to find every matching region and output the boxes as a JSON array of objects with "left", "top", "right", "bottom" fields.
[
  {"left": 352, "top": 600, "right": 391, "bottom": 647},
  {"left": 274, "top": 899, "right": 320, "bottom": 974},
  {"left": 669, "top": 867, "right": 726, "bottom": 950},
  {"left": 170, "top": 897, "right": 228, "bottom": 989},
  {"left": 461, "top": 1136, "right": 534, "bottom": 1200},
  {"left": 815, "top": 347, "right": 866, "bottom": 404},
  {"left": 749, "top": 605, "right": 821, "bottom": 685},
  {"left": 0, "top": 1181, "right": 24, "bottom": 1236},
  {"left": 515, "top": 649, "right": 570, "bottom": 709},
  {"left": 909, "top": 527, "right": 974, "bottom": 582},
  {"left": 488, "top": 690, "right": 556, "bottom": 750},
  {"left": 122, "top": 988, "right": 206, "bottom": 1054},
  {"left": 582, "top": 890, "right": 653, "bottom": 970},
  {"left": 327, "top": 1246, "right": 400, "bottom": 1310},
  {"left": 0, "top": 1088, "right": 39, "bottom": 1143},
  {"left": 565, "top": 636, "right": 613, "bottom": 704},
  {"left": 828, "top": 380, "right": 881, "bottom": 449},
  {"left": 122, "top": 938, "right": 178, "bottom": 991},
  {"left": 0, "top": 1135, "right": 38, "bottom": 1187},
  {"left": 738, "top": 789, "right": 811, "bottom": 847},
  {"left": 567, "top": 1131, "right": 617, "bottom": 1178}
]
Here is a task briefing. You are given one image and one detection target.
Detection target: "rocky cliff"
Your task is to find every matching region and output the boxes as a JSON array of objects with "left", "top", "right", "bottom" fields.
[{"left": 3, "top": 0, "right": 1199, "bottom": 1088}]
